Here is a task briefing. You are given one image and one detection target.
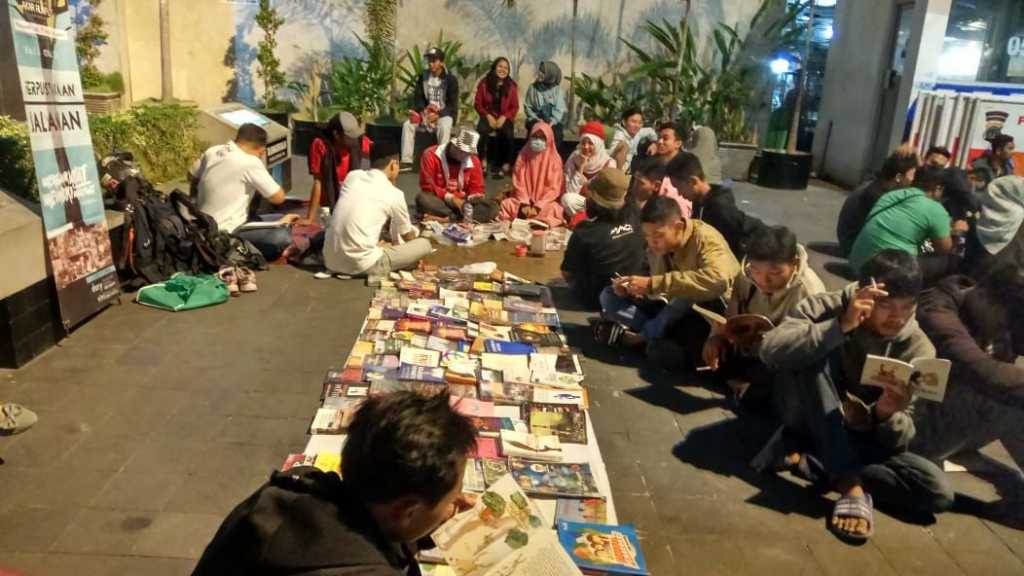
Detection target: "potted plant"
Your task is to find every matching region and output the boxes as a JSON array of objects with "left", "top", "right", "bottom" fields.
[
  {"left": 287, "top": 56, "right": 328, "bottom": 156},
  {"left": 76, "top": 0, "right": 124, "bottom": 114},
  {"left": 757, "top": 0, "right": 816, "bottom": 190},
  {"left": 254, "top": 0, "right": 291, "bottom": 127}
]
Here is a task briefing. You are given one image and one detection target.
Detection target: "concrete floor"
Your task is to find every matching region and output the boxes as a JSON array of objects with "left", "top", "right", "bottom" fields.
[{"left": 1, "top": 170, "right": 1022, "bottom": 575}]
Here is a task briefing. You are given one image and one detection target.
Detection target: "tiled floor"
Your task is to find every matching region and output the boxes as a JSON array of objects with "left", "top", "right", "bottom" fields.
[{"left": 1, "top": 176, "right": 1021, "bottom": 575}]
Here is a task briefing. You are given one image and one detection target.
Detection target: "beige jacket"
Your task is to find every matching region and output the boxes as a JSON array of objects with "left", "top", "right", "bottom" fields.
[
  {"left": 725, "top": 244, "right": 826, "bottom": 326},
  {"left": 648, "top": 219, "right": 740, "bottom": 302}
]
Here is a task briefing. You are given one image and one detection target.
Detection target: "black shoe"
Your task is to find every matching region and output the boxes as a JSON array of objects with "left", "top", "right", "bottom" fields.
[{"left": 399, "top": 162, "right": 413, "bottom": 173}]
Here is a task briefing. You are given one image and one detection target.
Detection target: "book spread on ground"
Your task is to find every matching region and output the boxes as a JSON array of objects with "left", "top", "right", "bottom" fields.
[
  {"left": 432, "top": 475, "right": 582, "bottom": 576},
  {"left": 555, "top": 498, "right": 608, "bottom": 525},
  {"left": 501, "top": 430, "right": 563, "bottom": 462},
  {"left": 860, "top": 354, "right": 951, "bottom": 402},
  {"left": 556, "top": 521, "right": 649, "bottom": 575},
  {"left": 509, "top": 459, "right": 601, "bottom": 498}
]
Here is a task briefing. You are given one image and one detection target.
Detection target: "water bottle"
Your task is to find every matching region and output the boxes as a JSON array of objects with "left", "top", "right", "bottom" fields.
[{"left": 463, "top": 199, "right": 474, "bottom": 224}]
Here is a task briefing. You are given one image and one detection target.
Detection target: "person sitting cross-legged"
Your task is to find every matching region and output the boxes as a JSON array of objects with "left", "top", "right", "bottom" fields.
[
  {"left": 498, "top": 122, "right": 565, "bottom": 227},
  {"left": 911, "top": 265, "right": 1024, "bottom": 499},
  {"left": 836, "top": 146, "right": 919, "bottom": 258},
  {"left": 561, "top": 168, "right": 647, "bottom": 310},
  {"left": 758, "top": 250, "right": 954, "bottom": 544},
  {"left": 610, "top": 107, "right": 658, "bottom": 172},
  {"left": 192, "top": 392, "right": 477, "bottom": 575},
  {"left": 630, "top": 155, "right": 691, "bottom": 218},
  {"left": 321, "top": 141, "right": 433, "bottom": 277},
  {"left": 702, "top": 225, "right": 825, "bottom": 406},
  {"left": 594, "top": 195, "right": 739, "bottom": 366},
  {"left": 562, "top": 121, "right": 617, "bottom": 224},
  {"left": 417, "top": 127, "right": 497, "bottom": 223},
  {"left": 668, "top": 151, "right": 765, "bottom": 260}
]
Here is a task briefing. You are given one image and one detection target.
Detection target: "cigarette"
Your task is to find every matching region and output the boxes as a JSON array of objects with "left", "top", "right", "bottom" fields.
[
  {"left": 696, "top": 366, "right": 713, "bottom": 372},
  {"left": 870, "top": 276, "right": 878, "bottom": 290}
]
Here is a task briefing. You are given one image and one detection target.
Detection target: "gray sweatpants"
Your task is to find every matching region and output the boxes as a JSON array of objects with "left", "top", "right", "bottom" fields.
[
  {"left": 911, "top": 382, "right": 1024, "bottom": 469},
  {"left": 366, "top": 238, "right": 433, "bottom": 276}
]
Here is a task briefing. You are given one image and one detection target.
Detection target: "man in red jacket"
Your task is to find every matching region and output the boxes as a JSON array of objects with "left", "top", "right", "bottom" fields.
[{"left": 417, "top": 127, "right": 496, "bottom": 222}]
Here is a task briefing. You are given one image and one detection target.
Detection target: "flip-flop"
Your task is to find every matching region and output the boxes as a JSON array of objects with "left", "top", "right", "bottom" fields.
[
  {"left": 592, "top": 319, "right": 626, "bottom": 346},
  {"left": 829, "top": 493, "right": 874, "bottom": 544}
]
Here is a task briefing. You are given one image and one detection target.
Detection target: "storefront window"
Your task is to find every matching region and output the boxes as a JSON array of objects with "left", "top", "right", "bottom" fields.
[{"left": 938, "top": 0, "right": 1024, "bottom": 84}]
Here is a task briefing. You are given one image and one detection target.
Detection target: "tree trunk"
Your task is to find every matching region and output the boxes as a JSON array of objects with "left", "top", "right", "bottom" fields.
[
  {"left": 568, "top": 0, "right": 578, "bottom": 127},
  {"left": 786, "top": 0, "right": 814, "bottom": 154},
  {"left": 160, "top": 0, "right": 173, "bottom": 102}
]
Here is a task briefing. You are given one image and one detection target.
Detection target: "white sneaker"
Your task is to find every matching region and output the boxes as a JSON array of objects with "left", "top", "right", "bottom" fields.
[{"left": 0, "top": 403, "right": 37, "bottom": 435}]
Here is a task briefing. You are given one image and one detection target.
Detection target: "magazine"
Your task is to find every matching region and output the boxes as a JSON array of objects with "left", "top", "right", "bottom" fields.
[
  {"left": 400, "top": 347, "right": 441, "bottom": 368},
  {"left": 481, "top": 458, "right": 511, "bottom": 487},
  {"left": 860, "top": 354, "right": 951, "bottom": 402},
  {"left": 500, "top": 430, "right": 563, "bottom": 462},
  {"left": 554, "top": 499, "right": 608, "bottom": 525},
  {"left": 432, "top": 475, "right": 582, "bottom": 576},
  {"left": 556, "top": 522, "right": 649, "bottom": 575},
  {"left": 479, "top": 381, "right": 533, "bottom": 404},
  {"left": 464, "top": 459, "right": 486, "bottom": 493},
  {"left": 528, "top": 403, "right": 587, "bottom": 444},
  {"left": 509, "top": 459, "right": 601, "bottom": 498},
  {"left": 691, "top": 304, "right": 774, "bottom": 349}
]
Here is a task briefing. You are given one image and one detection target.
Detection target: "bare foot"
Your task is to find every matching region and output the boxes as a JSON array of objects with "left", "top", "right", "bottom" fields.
[{"left": 831, "top": 482, "right": 871, "bottom": 538}]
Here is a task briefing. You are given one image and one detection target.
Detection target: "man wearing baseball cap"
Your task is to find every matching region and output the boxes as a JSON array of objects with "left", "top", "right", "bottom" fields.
[
  {"left": 418, "top": 127, "right": 498, "bottom": 222},
  {"left": 305, "top": 111, "right": 372, "bottom": 224},
  {"left": 401, "top": 47, "right": 460, "bottom": 171},
  {"left": 561, "top": 167, "right": 647, "bottom": 309}
]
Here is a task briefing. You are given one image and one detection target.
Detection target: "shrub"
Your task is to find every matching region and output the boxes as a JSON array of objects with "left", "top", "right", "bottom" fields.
[
  {"left": 0, "top": 116, "right": 37, "bottom": 202},
  {"left": 90, "top": 102, "right": 203, "bottom": 185}
]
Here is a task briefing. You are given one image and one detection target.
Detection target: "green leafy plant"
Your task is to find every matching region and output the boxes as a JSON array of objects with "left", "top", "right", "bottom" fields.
[
  {"left": 90, "top": 103, "right": 203, "bottom": 185},
  {"left": 255, "top": 0, "right": 287, "bottom": 110},
  {"left": 323, "top": 37, "right": 396, "bottom": 123},
  {"left": 365, "top": 0, "right": 398, "bottom": 115},
  {"left": 288, "top": 57, "right": 327, "bottom": 122},
  {"left": 76, "top": 0, "right": 112, "bottom": 92},
  {"left": 0, "top": 116, "right": 37, "bottom": 203},
  {"left": 572, "top": 72, "right": 646, "bottom": 124}
]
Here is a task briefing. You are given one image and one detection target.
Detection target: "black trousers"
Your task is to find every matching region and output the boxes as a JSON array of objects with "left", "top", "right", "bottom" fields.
[{"left": 476, "top": 117, "right": 515, "bottom": 171}]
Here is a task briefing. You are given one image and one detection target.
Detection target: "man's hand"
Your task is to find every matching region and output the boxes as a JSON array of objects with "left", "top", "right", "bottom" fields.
[
  {"left": 874, "top": 381, "right": 912, "bottom": 422},
  {"left": 426, "top": 110, "right": 440, "bottom": 125},
  {"left": 623, "top": 275, "right": 652, "bottom": 298},
  {"left": 452, "top": 196, "right": 465, "bottom": 211},
  {"left": 647, "top": 142, "right": 658, "bottom": 156},
  {"left": 278, "top": 213, "right": 300, "bottom": 225},
  {"left": 952, "top": 219, "right": 969, "bottom": 234},
  {"left": 611, "top": 275, "right": 630, "bottom": 297},
  {"left": 840, "top": 283, "right": 888, "bottom": 334},
  {"left": 702, "top": 335, "right": 730, "bottom": 371}
]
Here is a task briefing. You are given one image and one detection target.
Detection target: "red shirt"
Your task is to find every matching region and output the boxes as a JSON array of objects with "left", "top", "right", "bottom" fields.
[
  {"left": 419, "top": 144, "right": 485, "bottom": 200},
  {"left": 307, "top": 136, "right": 373, "bottom": 207},
  {"left": 474, "top": 79, "right": 519, "bottom": 122}
]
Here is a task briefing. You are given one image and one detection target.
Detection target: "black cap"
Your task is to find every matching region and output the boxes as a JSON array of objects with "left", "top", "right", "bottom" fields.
[{"left": 425, "top": 47, "right": 445, "bottom": 61}]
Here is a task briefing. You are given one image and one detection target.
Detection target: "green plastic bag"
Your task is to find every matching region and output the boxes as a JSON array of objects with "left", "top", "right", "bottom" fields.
[{"left": 136, "top": 273, "right": 230, "bottom": 312}]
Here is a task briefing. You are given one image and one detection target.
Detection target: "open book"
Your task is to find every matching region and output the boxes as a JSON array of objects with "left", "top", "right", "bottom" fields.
[
  {"left": 432, "top": 474, "right": 583, "bottom": 575},
  {"left": 860, "top": 354, "right": 951, "bottom": 402},
  {"left": 691, "top": 304, "right": 774, "bottom": 348}
]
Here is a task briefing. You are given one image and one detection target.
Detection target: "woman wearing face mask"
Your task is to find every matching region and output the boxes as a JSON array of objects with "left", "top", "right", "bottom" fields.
[
  {"left": 562, "top": 121, "right": 616, "bottom": 224},
  {"left": 499, "top": 122, "right": 565, "bottom": 226},
  {"left": 474, "top": 57, "right": 519, "bottom": 179}
]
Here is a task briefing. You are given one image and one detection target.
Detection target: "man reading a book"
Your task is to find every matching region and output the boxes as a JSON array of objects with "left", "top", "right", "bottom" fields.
[
  {"left": 912, "top": 264, "right": 1024, "bottom": 499},
  {"left": 193, "top": 392, "right": 477, "bottom": 575},
  {"left": 703, "top": 225, "right": 825, "bottom": 406},
  {"left": 595, "top": 195, "right": 739, "bottom": 369},
  {"left": 758, "top": 250, "right": 953, "bottom": 543}
]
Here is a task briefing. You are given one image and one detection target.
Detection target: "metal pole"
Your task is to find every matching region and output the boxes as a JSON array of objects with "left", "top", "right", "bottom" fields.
[
  {"left": 786, "top": 0, "right": 815, "bottom": 155},
  {"left": 160, "top": 0, "right": 173, "bottom": 102}
]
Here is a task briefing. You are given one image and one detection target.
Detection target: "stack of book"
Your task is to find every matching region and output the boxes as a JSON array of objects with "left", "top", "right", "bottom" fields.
[{"left": 285, "top": 263, "right": 646, "bottom": 575}]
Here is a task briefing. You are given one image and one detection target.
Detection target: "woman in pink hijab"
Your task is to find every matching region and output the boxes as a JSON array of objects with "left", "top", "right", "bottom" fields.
[{"left": 499, "top": 122, "right": 565, "bottom": 226}]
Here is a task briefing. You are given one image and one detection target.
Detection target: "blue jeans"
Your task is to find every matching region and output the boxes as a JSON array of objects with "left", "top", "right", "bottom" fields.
[
  {"left": 234, "top": 226, "right": 293, "bottom": 261},
  {"left": 599, "top": 285, "right": 692, "bottom": 341}
]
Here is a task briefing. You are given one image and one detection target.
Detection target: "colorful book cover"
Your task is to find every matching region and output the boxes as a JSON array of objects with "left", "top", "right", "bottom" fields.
[
  {"left": 398, "top": 364, "right": 446, "bottom": 383},
  {"left": 426, "top": 335, "right": 458, "bottom": 353},
  {"left": 533, "top": 387, "right": 586, "bottom": 408},
  {"left": 281, "top": 453, "right": 316, "bottom": 471},
  {"left": 514, "top": 329, "right": 564, "bottom": 347},
  {"left": 503, "top": 295, "right": 543, "bottom": 313},
  {"left": 529, "top": 403, "right": 588, "bottom": 444},
  {"left": 435, "top": 325, "right": 469, "bottom": 341},
  {"left": 468, "top": 416, "right": 516, "bottom": 437},
  {"left": 314, "top": 453, "right": 342, "bottom": 476},
  {"left": 479, "top": 368, "right": 503, "bottom": 385},
  {"left": 397, "top": 318, "right": 433, "bottom": 334},
  {"left": 464, "top": 458, "right": 486, "bottom": 493},
  {"left": 444, "top": 370, "right": 478, "bottom": 387},
  {"left": 399, "top": 347, "right": 441, "bottom": 368},
  {"left": 484, "top": 340, "right": 535, "bottom": 355},
  {"left": 451, "top": 397, "right": 495, "bottom": 417},
  {"left": 481, "top": 458, "right": 511, "bottom": 487},
  {"left": 310, "top": 407, "right": 346, "bottom": 434},
  {"left": 556, "top": 522, "right": 649, "bottom": 575},
  {"left": 510, "top": 459, "right": 601, "bottom": 498},
  {"left": 555, "top": 498, "right": 608, "bottom": 525},
  {"left": 479, "top": 381, "right": 532, "bottom": 404},
  {"left": 447, "top": 383, "right": 479, "bottom": 399},
  {"left": 474, "top": 437, "right": 500, "bottom": 459},
  {"left": 500, "top": 431, "right": 563, "bottom": 462}
]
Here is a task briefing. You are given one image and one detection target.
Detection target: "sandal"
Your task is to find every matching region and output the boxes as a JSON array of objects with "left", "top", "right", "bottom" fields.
[
  {"left": 592, "top": 319, "right": 626, "bottom": 346},
  {"left": 218, "top": 266, "right": 239, "bottom": 296},
  {"left": 829, "top": 493, "right": 874, "bottom": 544},
  {"left": 236, "top": 266, "right": 258, "bottom": 293}
]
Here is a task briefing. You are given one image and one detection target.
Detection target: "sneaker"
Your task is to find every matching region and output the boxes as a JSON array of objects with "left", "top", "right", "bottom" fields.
[
  {"left": 399, "top": 162, "right": 413, "bottom": 173},
  {"left": 0, "top": 403, "right": 37, "bottom": 435},
  {"left": 236, "top": 266, "right": 258, "bottom": 293},
  {"left": 217, "top": 266, "right": 239, "bottom": 296}
]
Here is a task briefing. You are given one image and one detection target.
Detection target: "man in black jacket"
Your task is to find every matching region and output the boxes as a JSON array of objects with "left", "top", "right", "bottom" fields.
[
  {"left": 666, "top": 151, "right": 764, "bottom": 260},
  {"left": 912, "top": 267, "right": 1024, "bottom": 477},
  {"left": 401, "top": 47, "right": 459, "bottom": 171},
  {"left": 193, "top": 392, "right": 477, "bottom": 575}
]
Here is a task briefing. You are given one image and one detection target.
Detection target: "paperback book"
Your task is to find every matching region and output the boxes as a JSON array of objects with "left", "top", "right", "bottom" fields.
[
  {"left": 509, "top": 459, "right": 601, "bottom": 498},
  {"left": 555, "top": 498, "right": 608, "bottom": 525},
  {"left": 500, "top": 430, "right": 563, "bottom": 462},
  {"left": 528, "top": 403, "right": 587, "bottom": 444},
  {"left": 556, "top": 522, "right": 649, "bottom": 575},
  {"left": 860, "top": 354, "right": 951, "bottom": 402}
]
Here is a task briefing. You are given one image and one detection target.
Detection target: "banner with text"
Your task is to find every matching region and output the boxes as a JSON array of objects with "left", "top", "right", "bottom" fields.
[{"left": 7, "top": 0, "right": 119, "bottom": 329}]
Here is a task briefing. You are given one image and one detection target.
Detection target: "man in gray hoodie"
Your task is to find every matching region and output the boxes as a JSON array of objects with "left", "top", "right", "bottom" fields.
[{"left": 759, "top": 250, "right": 953, "bottom": 543}]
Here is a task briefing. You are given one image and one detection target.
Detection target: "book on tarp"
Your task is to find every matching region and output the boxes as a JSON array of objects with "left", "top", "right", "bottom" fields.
[
  {"left": 464, "top": 458, "right": 486, "bottom": 492},
  {"left": 500, "top": 430, "right": 563, "bottom": 462},
  {"left": 528, "top": 403, "right": 587, "bottom": 444},
  {"left": 860, "top": 354, "right": 951, "bottom": 402},
  {"left": 555, "top": 499, "right": 608, "bottom": 525},
  {"left": 400, "top": 347, "right": 441, "bottom": 368},
  {"left": 432, "top": 474, "right": 582, "bottom": 575},
  {"left": 556, "top": 522, "right": 649, "bottom": 575},
  {"left": 509, "top": 459, "right": 601, "bottom": 498},
  {"left": 691, "top": 304, "right": 773, "bottom": 348},
  {"left": 281, "top": 453, "right": 316, "bottom": 471},
  {"left": 310, "top": 406, "right": 356, "bottom": 434}
]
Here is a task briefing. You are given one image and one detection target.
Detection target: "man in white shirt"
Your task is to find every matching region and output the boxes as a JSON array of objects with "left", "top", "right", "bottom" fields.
[
  {"left": 610, "top": 107, "right": 658, "bottom": 172},
  {"left": 323, "top": 144, "right": 432, "bottom": 276},
  {"left": 190, "top": 123, "right": 293, "bottom": 258}
]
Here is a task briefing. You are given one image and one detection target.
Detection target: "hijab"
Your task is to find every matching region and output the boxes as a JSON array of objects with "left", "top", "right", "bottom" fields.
[
  {"left": 537, "top": 61, "right": 562, "bottom": 88},
  {"left": 977, "top": 175, "right": 1024, "bottom": 255},
  {"left": 513, "top": 122, "right": 564, "bottom": 206},
  {"left": 578, "top": 133, "right": 612, "bottom": 177}
]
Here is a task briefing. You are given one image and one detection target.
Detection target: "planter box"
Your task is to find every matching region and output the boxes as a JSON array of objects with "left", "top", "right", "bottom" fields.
[
  {"left": 258, "top": 109, "right": 291, "bottom": 128},
  {"left": 757, "top": 149, "right": 813, "bottom": 190},
  {"left": 291, "top": 116, "right": 322, "bottom": 157},
  {"left": 84, "top": 91, "right": 123, "bottom": 115},
  {"left": 719, "top": 142, "right": 758, "bottom": 182}
]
